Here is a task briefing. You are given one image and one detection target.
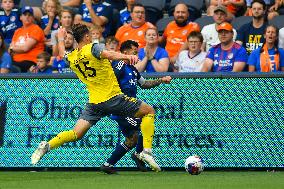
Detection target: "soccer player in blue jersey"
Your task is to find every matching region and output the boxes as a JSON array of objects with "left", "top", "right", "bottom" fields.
[
  {"left": 0, "top": 0, "right": 22, "bottom": 45},
  {"left": 100, "top": 40, "right": 171, "bottom": 174},
  {"left": 31, "top": 24, "right": 162, "bottom": 172}
]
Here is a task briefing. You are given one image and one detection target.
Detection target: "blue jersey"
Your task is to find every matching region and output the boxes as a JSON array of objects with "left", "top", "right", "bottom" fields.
[
  {"left": 0, "top": 8, "right": 22, "bottom": 44},
  {"left": 0, "top": 52, "right": 12, "bottom": 69},
  {"left": 40, "top": 15, "right": 60, "bottom": 40},
  {"left": 207, "top": 42, "right": 248, "bottom": 72},
  {"left": 119, "top": 7, "right": 131, "bottom": 25},
  {"left": 138, "top": 47, "right": 169, "bottom": 72},
  {"left": 78, "top": 2, "right": 112, "bottom": 37},
  {"left": 52, "top": 58, "right": 72, "bottom": 73},
  {"left": 112, "top": 60, "right": 142, "bottom": 98},
  {"left": 248, "top": 47, "right": 284, "bottom": 72}
]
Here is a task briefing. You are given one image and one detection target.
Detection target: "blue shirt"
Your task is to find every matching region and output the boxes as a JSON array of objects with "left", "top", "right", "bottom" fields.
[
  {"left": 52, "top": 58, "right": 73, "bottom": 73},
  {"left": 119, "top": 7, "right": 131, "bottom": 25},
  {"left": 248, "top": 47, "right": 284, "bottom": 72},
  {"left": 40, "top": 15, "right": 60, "bottom": 40},
  {"left": 112, "top": 60, "right": 142, "bottom": 98},
  {"left": 37, "top": 66, "right": 53, "bottom": 74},
  {"left": 138, "top": 47, "right": 169, "bottom": 72},
  {"left": 78, "top": 2, "right": 112, "bottom": 37},
  {"left": 0, "top": 8, "right": 22, "bottom": 44},
  {"left": 207, "top": 42, "right": 248, "bottom": 72},
  {"left": 0, "top": 52, "right": 12, "bottom": 69}
]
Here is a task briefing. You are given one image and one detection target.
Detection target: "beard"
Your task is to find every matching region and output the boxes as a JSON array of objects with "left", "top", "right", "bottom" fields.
[
  {"left": 253, "top": 14, "right": 264, "bottom": 20},
  {"left": 175, "top": 19, "right": 188, "bottom": 27}
]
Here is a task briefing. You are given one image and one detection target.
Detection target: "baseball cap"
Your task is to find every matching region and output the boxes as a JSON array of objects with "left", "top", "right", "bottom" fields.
[
  {"left": 21, "top": 6, "right": 34, "bottom": 16},
  {"left": 214, "top": 5, "right": 228, "bottom": 15},
  {"left": 217, "top": 22, "right": 233, "bottom": 32}
]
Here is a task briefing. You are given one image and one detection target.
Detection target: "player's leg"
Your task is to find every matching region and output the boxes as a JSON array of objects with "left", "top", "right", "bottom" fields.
[{"left": 131, "top": 133, "right": 146, "bottom": 171}]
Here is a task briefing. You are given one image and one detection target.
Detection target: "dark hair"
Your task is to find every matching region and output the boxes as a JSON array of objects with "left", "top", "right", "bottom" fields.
[
  {"left": 187, "top": 31, "right": 204, "bottom": 43},
  {"left": 0, "top": 32, "right": 6, "bottom": 57},
  {"left": 105, "top": 36, "right": 119, "bottom": 44},
  {"left": 251, "top": 0, "right": 266, "bottom": 10},
  {"left": 260, "top": 24, "right": 279, "bottom": 53},
  {"left": 72, "top": 24, "right": 89, "bottom": 43},
  {"left": 120, "top": 40, "right": 139, "bottom": 52},
  {"left": 130, "top": 3, "right": 145, "bottom": 13},
  {"left": 37, "top": 51, "right": 51, "bottom": 62}
]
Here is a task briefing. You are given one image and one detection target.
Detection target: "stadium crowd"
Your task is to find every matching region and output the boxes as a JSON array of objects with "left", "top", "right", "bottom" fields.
[{"left": 0, "top": 0, "right": 284, "bottom": 74}]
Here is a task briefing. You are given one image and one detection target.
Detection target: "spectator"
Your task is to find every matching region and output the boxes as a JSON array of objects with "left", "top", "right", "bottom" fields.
[
  {"left": 115, "top": 3, "right": 153, "bottom": 48},
  {"left": 0, "top": 0, "right": 22, "bottom": 45},
  {"left": 202, "top": 5, "right": 237, "bottom": 52},
  {"left": 105, "top": 36, "right": 119, "bottom": 51},
  {"left": 52, "top": 29, "right": 74, "bottom": 73},
  {"left": 41, "top": 0, "right": 61, "bottom": 47},
  {"left": 8, "top": 6, "right": 45, "bottom": 73},
  {"left": 236, "top": 0, "right": 268, "bottom": 55},
  {"left": 90, "top": 24, "right": 104, "bottom": 43},
  {"left": 175, "top": 31, "right": 206, "bottom": 72},
  {"left": 119, "top": 0, "right": 135, "bottom": 25},
  {"left": 19, "top": 0, "right": 45, "bottom": 22},
  {"left": 207, "top": 0, "right": 246, "bottom": 20},
  {"left": 248, "top": 25, "right": 284, "bottom": 72},
  {"left": 0, "top": 32, "right": 12, "bottom": 73},
  {"left": 202, "top": 22, "right": 248, "bottom": 72},
  {"left": 268, "top": 0, "right": 284, "bottom": 20},
  {"left": 74, "top": 0, "right": 113, "bottom": 37},
  {"left": 160, "top": 3, "right": 200, "bottom": 65},
  {"left": 279, "top": 26, "right": 284, "bottom": 48},
  {"left": 135, "top": 27, "right": 169, "bottom": 72},
  {"left": 51, "top": 9, "right": 74, "bottom": 56},
  {"left": 245, "top": 0, "right": 270, "bottom": 16},
  {"left": 29, "top": 51, "right": 53, "bottom": 73}
]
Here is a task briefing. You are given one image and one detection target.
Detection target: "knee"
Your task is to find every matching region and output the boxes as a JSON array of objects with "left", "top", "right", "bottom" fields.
[{"left": 125, "top": 132, "right": 139, "bottom": 148}]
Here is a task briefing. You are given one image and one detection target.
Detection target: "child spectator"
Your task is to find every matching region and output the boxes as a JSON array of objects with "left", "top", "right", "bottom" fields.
[
  {"left": 90, "top": 24, "right": 104, "bottom": 43},
  {"left": 0, "top": 32, "right": 12, "bottom": 73},
  {"left": 105, "top": 36, "right": 119, "bottom": 51},
  {"left": 0, "top": 0, "right": 22, "bottom": 45},
  {"left": 52, "top": 29, "right": 74, "bottom": 73},
  {"left": 29, "top": 51, "right": 52, "bottom": 73}
]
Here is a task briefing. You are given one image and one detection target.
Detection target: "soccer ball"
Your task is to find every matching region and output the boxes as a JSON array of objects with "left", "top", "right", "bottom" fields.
[{"left": 184, "top": 155, "right": 204, "bottom": 175}]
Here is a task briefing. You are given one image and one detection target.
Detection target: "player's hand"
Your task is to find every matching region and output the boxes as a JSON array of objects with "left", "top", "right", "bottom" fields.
[
  {"left": 161, "top": 76, "right": 172, "bottom": 84},
  {"left": 126, "top": 55, "right": 139, "bottom": 65},
  {"left": 58, "top": 27, "right": 67, "bottom": 40}
]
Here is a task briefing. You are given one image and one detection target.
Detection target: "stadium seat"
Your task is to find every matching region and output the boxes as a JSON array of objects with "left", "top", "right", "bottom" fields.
[
  {"left": 231, "top": 16, "right": 253, "bottom": 31},
  {"left": 168, "top": 0, "right": 204, "bottom": 21},
  {"left": 269, "top": 15, "right": 284, "bottom": 30},
  {"left": 156, "top": 16, "right": 174, "bottom": 35},
  {"left": 194, "top": 16, "right": 214, "bottom": 30},
  {"left": 136, "top": 0, "right": 166, "bottom": 24}
]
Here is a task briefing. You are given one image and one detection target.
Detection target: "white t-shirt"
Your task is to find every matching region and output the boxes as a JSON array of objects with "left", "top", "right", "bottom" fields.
[
  {"left": 175, "top": 50, "right": 207, "bottom": 72},
  {"left": 279, "top": 27, "right": 284, "bottom": 49},
  {"left": 201, "top": 23, "right": 237, "bottom": 52}
]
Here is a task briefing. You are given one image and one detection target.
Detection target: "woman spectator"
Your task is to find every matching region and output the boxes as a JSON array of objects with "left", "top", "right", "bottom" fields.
[
  {"left": 135, "top": 27, "right": 169, "bottom": 72},
  {"left": 8, "top": 6, "right": 45, "bottom": 73},
  {"left": 248, "top": 25, "right": 284, "bottom": 72},
  {"left": 0, "top": 32, "right": 12, "bottom": 73}
]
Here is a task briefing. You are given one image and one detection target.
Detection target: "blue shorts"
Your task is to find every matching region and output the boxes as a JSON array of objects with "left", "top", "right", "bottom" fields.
[{"left": 111, "top": 115, "right": 142, "bottom": 137}]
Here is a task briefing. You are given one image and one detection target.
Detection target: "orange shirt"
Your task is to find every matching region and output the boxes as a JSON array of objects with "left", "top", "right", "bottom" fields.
[
  {"left": 115, "top": 22, "right": 154, "bottom": 48},
  {"left": 163, "top": 21, "right": 200, "bottom": 58},
  {"left": 12, "top": 24, "right": 45, "bottom": 63}
]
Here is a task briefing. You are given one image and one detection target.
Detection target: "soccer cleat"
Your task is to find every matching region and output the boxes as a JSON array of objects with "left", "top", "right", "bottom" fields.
[
  {"left": 100, "top": 164, "right": 117, "bottom": 174},
  {"left": 139, "top": 151, "right": 161, "bottom": 172},
  {"left": 131, "top": 152, "right": 147, "bottom": 172},
  {"left": 31, "top": 141, "right": 49, "bottom": 165}
]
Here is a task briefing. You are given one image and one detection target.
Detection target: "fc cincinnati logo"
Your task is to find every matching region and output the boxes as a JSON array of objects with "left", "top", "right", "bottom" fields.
[
  {"left": 137, "top": 31, "right": 143, "bottom": 36},
  {"left": 228, "top": 53, "right": 233, "bottom": 59}
]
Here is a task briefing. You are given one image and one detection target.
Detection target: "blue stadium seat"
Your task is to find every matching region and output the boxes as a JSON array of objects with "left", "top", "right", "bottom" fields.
[
  {"left": 269, "top": 15, "right": 284, "bottom": 30},
  {"left": 168, "top": 0, "right": 204, "bottom": 21},
  {"left": 136, "top": 0, "right": 166, "bottom": 24},
  {"left": 231, "top": 16, "right": 253, "bottom": 31},
  {"left": 156, "top": 16, "right": 174, "bottom": 35},
  {"left": 194, "top": 16, "right": 214, "bottom": 30}
]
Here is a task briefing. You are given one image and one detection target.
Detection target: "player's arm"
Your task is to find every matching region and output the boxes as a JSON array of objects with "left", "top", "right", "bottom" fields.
[
  {"left": 139, "top": 76, "right": 171, "bottom": 89},
  {"left": 100, "top": 49, "right": 138, "bottom": 65}
]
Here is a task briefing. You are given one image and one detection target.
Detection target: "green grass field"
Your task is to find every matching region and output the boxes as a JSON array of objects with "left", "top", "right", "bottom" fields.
[{"left": 0, "top": 171, "right": 283, "bottom": 189}]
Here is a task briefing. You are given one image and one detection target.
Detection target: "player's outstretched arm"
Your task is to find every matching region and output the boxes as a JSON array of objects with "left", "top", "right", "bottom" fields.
[
  {"left": 140, "top": 76, "right": 171, "bottom": 89},
  {"left": 101, "top": 50, "right": 139, "bottom": 65}
]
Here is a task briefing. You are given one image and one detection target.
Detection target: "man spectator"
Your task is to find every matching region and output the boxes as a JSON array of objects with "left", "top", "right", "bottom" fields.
[
  {"left": 202, "top": 22, "right": 248, "bottom": 72},
  {"left": 175, "top": 31, "right": 206, "bottom": 72},
  {"left": 8, "top": 6, "right": 45, "bottom": 72},
  {"left": 115, "top": 3, "right": 153, "bottom": 48},
  {"left": 74, "top": 0, "right": 113, "bottom": 37},
  {"left": 236, "top": 0, "right": 268, "bottom": 55},
  {"left": 119, "top": 0, "right": 135, "bottom": 26},
  {"left": 202, "top": 5, "right": 237, "bottom": 52},
  {"left": 159, "top": 3, "right": 200, "bottom": 65}
]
